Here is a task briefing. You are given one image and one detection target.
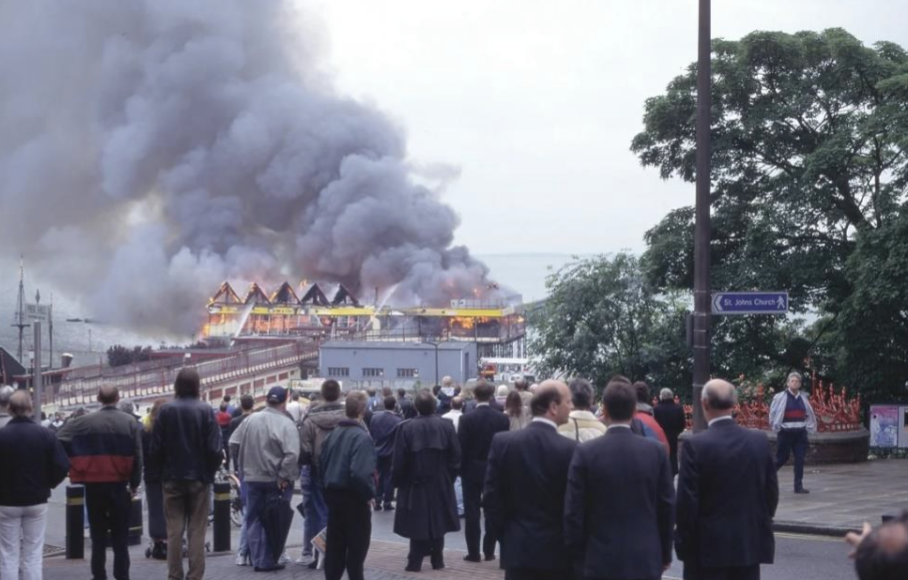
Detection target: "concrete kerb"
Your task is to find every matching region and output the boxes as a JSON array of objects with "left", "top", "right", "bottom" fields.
[{"left": 773, "top": 520, "right": 858, "bottom": 538}]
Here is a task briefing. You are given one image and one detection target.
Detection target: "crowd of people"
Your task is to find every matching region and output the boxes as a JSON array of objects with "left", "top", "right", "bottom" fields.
[{"left": 0, "top": 371, "right": 903, "bottom": 580}]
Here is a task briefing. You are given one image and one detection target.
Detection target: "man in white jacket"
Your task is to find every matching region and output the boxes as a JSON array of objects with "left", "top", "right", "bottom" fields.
[{"left": 769, "top": 373, "right": 817, "bottom": 494}]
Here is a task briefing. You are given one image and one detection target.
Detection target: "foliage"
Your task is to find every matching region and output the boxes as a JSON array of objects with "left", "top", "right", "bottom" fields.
[
  {"left": 824, "top": 210, "right": 908, "bottom": 400},
  {"left": 106, "top": 344, "right": 153, "bottom": 367},
  {"left": 528, "top": 253, "right": 691, "bottom": 391},
  {"left": 631, "top": 28, "right": 908, "bottom": 399}
]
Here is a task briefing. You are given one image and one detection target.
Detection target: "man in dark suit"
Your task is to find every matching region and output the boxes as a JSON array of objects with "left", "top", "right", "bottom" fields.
[
  {"left": 458, "top": 380, "right": 510, "bottom": 562},
  {"left": 675, "top": 379, "right": 779, "bottom": 580},
  {"left": 565, "top": 380, "right": 674, "bottom": 580},
  {"left": 653, "top": 387, "right": 687, "bottom": 475},
  {"left": 483, "top": 380, "right": 577, "bottom": 580}
]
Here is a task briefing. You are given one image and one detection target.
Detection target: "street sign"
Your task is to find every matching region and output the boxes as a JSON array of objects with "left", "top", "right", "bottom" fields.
[
  {"left": 26, "top": 303, "right": 51, "bottom": 323},
  {"left": 711, "top": 292, "right": 788, "bottom": 315}
]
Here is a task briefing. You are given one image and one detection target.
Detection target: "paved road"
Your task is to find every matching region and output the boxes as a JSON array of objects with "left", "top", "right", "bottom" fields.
[
  {"left": 373, "top": 512, "right": 856, "bottom": 580},
  {"left": 45, "top": 484, "right": 857, "bottom": 580}
]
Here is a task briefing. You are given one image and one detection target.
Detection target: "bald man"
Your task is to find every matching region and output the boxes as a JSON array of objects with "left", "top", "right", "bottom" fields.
[
  {"left": 483, "top": 381, "right": 577, "bottom": 580},
  {"left": 57, "top": 385, "right": 143, "bottom": 580},
  {"left": 851, "top": 513, "right": 908, "bottom": 580},
  {"left": 675, "top": 380, "right": 779, "bottom": 580}
]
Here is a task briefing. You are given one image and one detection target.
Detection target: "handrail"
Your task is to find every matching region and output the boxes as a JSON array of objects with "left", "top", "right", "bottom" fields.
[{"left": 50, "top": 340, "right": 318, "bottom": 409}]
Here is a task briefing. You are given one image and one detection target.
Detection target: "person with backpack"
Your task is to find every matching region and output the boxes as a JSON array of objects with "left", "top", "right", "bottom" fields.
[
  {"left": 319, "top": 391, "right": 377, "bottom": 580},
  {"left": 296, "top": 379, "right": 345, "bottom": 567}
]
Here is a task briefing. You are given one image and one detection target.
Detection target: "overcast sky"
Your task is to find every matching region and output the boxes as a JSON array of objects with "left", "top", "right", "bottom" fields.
[{"left": 309, "top": 0, "right": 908, "bottom": 255}]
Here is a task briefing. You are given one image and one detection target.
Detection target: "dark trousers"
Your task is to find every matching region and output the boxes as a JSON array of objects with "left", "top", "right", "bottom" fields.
[
  {"left": 376, "top": 456, "right": 394, "bottom": 506},
  {"left": 668, "top": 440, "right": 680, "bottom": 476},
  {"left": 463, "top": 476, "right": 496, "bottom": 558},
  {"left": 506, "top": 569, "right": 572, "bottom": 580},
  {"left": 683, "top": 563, "right": 760, "bottom": 580},
  {"left": 408, "top": 538, "right": 444, "bottom": 570},
  {"left": 85, "top": 482, "right": 131, "bottom": 580},
  {"left": 776, "top": 428, "right": 809, "bottom": 490},
  {"left": 144, "top": 481, "right": 166, "bottom": 540},
  {"left": 324, "top": 489, "right": 371, "bottom": 580}
]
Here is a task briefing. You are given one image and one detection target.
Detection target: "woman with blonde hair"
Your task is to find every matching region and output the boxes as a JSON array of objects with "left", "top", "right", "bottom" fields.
[
  {"left": 142, "top": 399, "right": 168, "bottom": 559},
  {"left": 504, "top": 390, "right": 530, "bottom": 431}
]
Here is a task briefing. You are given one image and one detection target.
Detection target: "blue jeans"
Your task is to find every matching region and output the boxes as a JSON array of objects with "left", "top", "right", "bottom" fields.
[
  {"left": 245, "top": 482, "right": 292, "bottom": 569},
  {"left": 300, "top": 466, "right": 327, "bottom": 558}
]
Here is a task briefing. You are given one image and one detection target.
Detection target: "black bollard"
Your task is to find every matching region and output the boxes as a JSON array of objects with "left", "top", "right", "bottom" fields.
[
  {"left": 66, "top": 485, "right": 85, "bottom": 559},
  {"left": 128, "top": 494, "right": 144, "bottom": 546},
  {"left": 213, "top": 482, "right": 232, "bottom": 552}
]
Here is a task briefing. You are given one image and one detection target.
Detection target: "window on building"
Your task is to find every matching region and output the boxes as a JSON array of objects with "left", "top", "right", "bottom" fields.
[
  {"left": 363, "top": 368, "right": 384, "bottom": 378},
  {"left": 396, "top": 368, "right": 419, "bottom": 378},
  {"left": 327, "top": 367, "right": 350, "bottom": 377}
]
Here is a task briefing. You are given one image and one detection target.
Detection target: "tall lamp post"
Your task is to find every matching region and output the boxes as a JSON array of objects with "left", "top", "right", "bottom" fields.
[{"left": 692, "top": 0, "right": 712, "bottom": 432}]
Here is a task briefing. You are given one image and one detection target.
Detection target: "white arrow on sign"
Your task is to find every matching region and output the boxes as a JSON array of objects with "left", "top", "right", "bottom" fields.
[{"left": 712, "top": 294, "right": 724, "bottom": 313}]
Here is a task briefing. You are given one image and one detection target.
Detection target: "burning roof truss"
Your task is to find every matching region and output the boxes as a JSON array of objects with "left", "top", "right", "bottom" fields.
[
  {"left": 271, "top": 282, "right": 300, "bottom": 305},
  {"left": 243, "top": 283, "right": 271, "bottom": 305},
  {"left": 211, "top": 282, "right": 242, "bottom": 305},
  {"left": 299, "top": 283, "right": 330, "bottom": 307}
]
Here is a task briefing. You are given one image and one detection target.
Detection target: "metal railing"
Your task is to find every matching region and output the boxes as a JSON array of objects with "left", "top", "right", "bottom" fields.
[{"left": 48, "top": 341, "right": 319, "bottom": 409}]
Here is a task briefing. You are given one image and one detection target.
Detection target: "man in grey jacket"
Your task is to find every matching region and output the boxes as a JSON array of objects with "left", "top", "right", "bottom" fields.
[{"left": 230, "top": 387, "right": 300, "bottom": 571}]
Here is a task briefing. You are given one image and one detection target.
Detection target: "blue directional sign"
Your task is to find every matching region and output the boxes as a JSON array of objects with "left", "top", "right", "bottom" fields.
[{"left": 711, "top": 292, "right": 788, "bottom": 315}]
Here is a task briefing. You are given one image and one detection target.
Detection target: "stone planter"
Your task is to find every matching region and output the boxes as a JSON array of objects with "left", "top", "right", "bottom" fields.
[
  {"left": 766, "top": 428, "right": 870, "bottom": 464},
  {"left": 679, "top": 428, "right": 870, "bottom": 464}
]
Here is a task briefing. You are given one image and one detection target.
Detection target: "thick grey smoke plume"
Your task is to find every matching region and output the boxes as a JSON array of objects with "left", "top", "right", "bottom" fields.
[{"left": 0, "top": 0, "right": 499, "bottom": 335}]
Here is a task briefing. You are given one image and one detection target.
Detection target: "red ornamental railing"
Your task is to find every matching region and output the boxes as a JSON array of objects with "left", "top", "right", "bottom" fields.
[{"left": 679, "top": 373, "right": 863, "bottom": 432}]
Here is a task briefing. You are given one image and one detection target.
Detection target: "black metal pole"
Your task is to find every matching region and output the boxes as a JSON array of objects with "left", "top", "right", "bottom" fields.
[
  {"left": 435, "top": 343, "right": 439, "bottom": 386},
  {"left": 692, "top": 0, "right": 712, "bottom": 432}
]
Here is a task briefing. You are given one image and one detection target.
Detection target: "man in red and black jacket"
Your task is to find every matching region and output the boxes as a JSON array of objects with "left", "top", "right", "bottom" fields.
[{"left": 57, "top": 385, "right": 142, "bottom": 580}]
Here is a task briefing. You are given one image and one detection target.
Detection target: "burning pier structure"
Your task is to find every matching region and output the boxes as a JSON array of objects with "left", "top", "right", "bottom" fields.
[{"left": 205, "top": 281, "right": 527, "bottom": 359}]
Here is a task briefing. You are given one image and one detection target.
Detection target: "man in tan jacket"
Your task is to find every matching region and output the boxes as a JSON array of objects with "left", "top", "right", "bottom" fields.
[{"left": 558, "top": 378, "right": 607, "bottom": 443}]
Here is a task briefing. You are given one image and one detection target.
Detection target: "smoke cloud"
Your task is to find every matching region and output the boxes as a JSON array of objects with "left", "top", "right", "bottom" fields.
[{"left": 0, "top": 0, "right": 500, "bottom": 336}]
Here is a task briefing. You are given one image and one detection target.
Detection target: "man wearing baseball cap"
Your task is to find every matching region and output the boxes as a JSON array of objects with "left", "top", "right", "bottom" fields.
[{"left": 230, "top": 386, "right": 300, "bottom": 571}]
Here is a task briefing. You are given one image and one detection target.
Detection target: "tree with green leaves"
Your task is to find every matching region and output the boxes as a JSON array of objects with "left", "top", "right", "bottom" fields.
[
  {"left": 528, "top": 253, "right": 691, "bottom": 391},
  {"left": 106, "top": 344, "right": 152, "bottom": 367},
  {"left": 631, "top": 28, "right": 908, "bottom": 397}
]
